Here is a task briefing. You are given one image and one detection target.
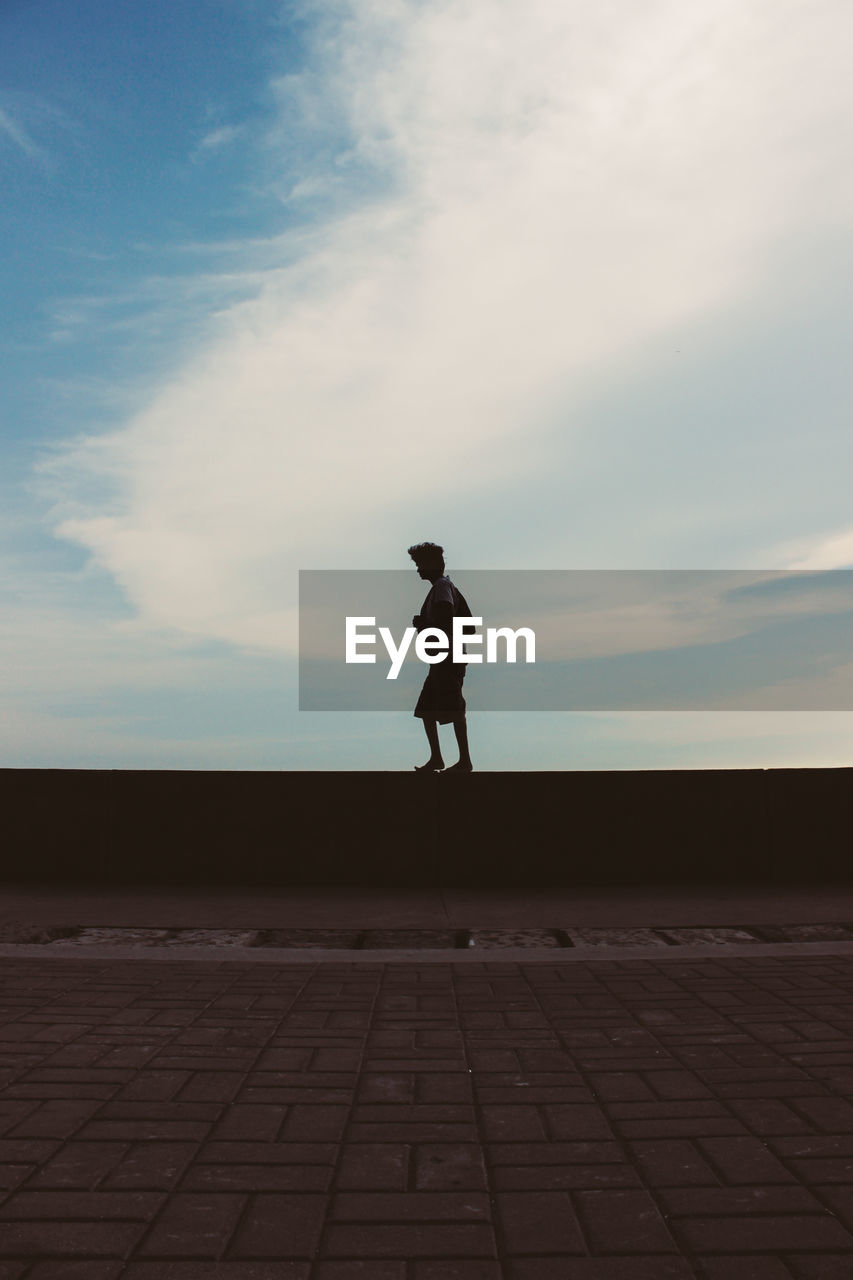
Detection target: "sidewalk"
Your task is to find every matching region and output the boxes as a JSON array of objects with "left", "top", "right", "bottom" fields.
[{"left": 1, "top": 886, "right": 853, "bottom": 1276}]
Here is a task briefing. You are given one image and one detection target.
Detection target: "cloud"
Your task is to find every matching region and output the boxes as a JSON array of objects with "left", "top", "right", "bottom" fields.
[
  {"left": 48, "top": 0, "right": 853, "bottom": 652},
  {"left": 788, "top": 528, "right": 853, "bottom": 571},
  {"left": 0, "top": 105, "right": 43, "bottom": 161},
  {"left": 192, "top": 124, "right": 245, "bottom": 160},
  {"left": 0, "top": 91, "right": 81, "bottom": 168}
]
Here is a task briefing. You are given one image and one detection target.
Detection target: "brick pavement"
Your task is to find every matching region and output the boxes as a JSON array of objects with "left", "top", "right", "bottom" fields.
[{"left": 1, "top": 955, "right": 853, "bottom": 1276}]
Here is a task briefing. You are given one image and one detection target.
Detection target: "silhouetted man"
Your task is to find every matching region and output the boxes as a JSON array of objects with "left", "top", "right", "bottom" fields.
[{"left": 408, "top": 542, "right": 473, "bottom": 773}]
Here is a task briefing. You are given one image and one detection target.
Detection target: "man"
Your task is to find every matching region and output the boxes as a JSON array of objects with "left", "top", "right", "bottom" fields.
[{"left": 407, "top": 542, "right": 473, "bottom": 773}]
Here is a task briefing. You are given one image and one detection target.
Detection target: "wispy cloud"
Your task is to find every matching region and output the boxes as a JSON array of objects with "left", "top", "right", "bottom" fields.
[
  {"left": 788, "top": 528, "right": 853, "bottom": 571},
  {"left": 192, "top": 123, "right": 245, "bottom": 161},
  {"left": 0, "top": 91, "right": 82, "bottom": 168},
  {"left": 47, "top": 0, "right": 853, "bottom": 655},
  {"left": 0, "top": 105, "right": 44, "bottom": 162}
]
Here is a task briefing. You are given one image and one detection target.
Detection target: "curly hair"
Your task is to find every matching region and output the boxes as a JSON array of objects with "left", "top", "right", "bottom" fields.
[{"left": 407, "top": 542, "right": 445, "bottom": 568}]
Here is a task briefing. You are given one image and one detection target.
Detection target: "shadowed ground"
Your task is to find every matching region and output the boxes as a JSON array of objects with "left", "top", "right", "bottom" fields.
[
  {"left": 1, "top": 893, "right": 853, "bottom": 1275},
  {"left": 2, "top": 764, "right": 853, "bottom": 1273}
]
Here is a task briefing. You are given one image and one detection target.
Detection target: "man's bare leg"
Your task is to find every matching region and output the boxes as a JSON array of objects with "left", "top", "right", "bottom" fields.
[
  {"left": 444, "top": 714, "right": 473, "bottom": 772},
  {"left": 415, "top": 718, "right": 444, "bottom": 771}
]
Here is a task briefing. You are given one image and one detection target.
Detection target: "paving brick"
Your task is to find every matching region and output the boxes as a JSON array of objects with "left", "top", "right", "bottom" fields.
[
  {"left": 39, "top": 1045, "right": 107, "bottom": 1068},
  {"left": 28, "top": 1141, "right": 129, "bottom": 1188},
  {"left": 727, "top": 1097, "right": 815, "bottom": 1133},
  {"left": 230, "top": 1192, "right": 328, "bottom": 1257},
  {"left": 698, "top": 1259, "right": 797, "bottom": 1279},
  {"left": 332, "top": 1191, "right": 490, "bottom": 1221},
  {"left": 712, "top": 1079, "right": 825, "bottom": 1099},
  {"left": 645, "top": 1070, "right": 713, "bottom": 1100},
  {"left": 698, "top": 1135, "right": 796, "bottom": 1183},
  {"left": 808, "top": 1182, "right": 853, "bottom": 1230},
  {"left": 496, "top": 1190, "right": 586, "bottom": 1254},
  {"left": 5, "top": 1082, "right": 116, "bottom": 1101},
  {"left": 576, "top": 1188, "right": 678, "bottom": 1253},
  {"left": 791, "top": 1258, "right": 853, "bottom": 1279},
  {"left": 412, "top": 1266, "right": 502, "bottom": 1280},
  {"left": 357, "top": 1074, "right": 414, "bottom": 1103},
  {"left": 243, "top": 1086, "right": 352, "bottom": 1105},
  {"left": 280, "top": 1105, "right": 348, "bottom": 1141},
  {"left": 154, "top": 1055, "right": 255, "bottom": 1074},
  {"left": 545, "top": 1105, "right": 616, "bottom": 1140},
  {"left": 509, "top": 1262, "right": 695, "bottom": 1279},
  {"left": 660, "top": 1184, "right": 822, "bottom": 1215},
  {"left": 28, "top": 1069, "right": 132, "bottom": 1085},
  {"left": 211, "top": 1105, "right": 288, "bottom": 1140},
  {"left": 192, "top": 1162, "right": 333, "bottom": 1193},
  {"left": 416, "top": 1074, "right": 473, "bottom": 1104},
  {"left": 589, "top": 1072, "right": 656, "bottom": 1101},
  {"left": 479, "top": 1070, "right": 584, "bottom": 1088},
  {"left": 354, "top": 1105, "right": 472, "bottom": 1124},
  {"left": 0, "top": 1163, "right": 32, "bottom": 1191},
  {"left": 96, "top": 1102, "right": 221, "bottom": 1122},
  {"left": 771, "top": 1135, "right": 853, "bottom": 1157},
  {"left": 369, "top": 1059, "right": 466, "bottom": 1074},
  {"left": 336, "top": 1143, "right": 409, "bottom": 1190},
  {"left": 699, "top": 1067, "right": 812, "bottom": 1085},
  {"left": 7, "top": 1101, "right": 101, "bottom": 1140},
  {"left": 675, "top": 1212, "right": 853, "bottom": 1252},
  {"left": 493, "top": 1161, "right": 639, "bottom": 1190},
  {"left": 123, "top": 1267, "right": 308, "bottom": 1279},
  {"left": 27, "top": 1265, "right": 123, "bottom": 1279},
  {"left": 477, "top": 1084, "right": 590, "bottom": 1104},
  {"left": 794, "top": 1095, "right": 853, "bottom": 1131},
  {"left": 98, "top": 1048, "right": 163, "bottom": 1069},
  {"left": 117, "top": 1072, "right": 191, "bottom": 1101},
  {"left": 466, "top": 1051, "right": 520, "bottom": 1072},
  {"left": 349, "top": 1122, "right": 477, "bottom": 1142},
  {"left": 0, "top": 1189, "right": 162, "bottom": 1219},
  {"left": 488, "top": 1140, "right": 622, "bottom": 1165},
  {"left": 415, "top": 1143, "right": 487, "bottom": 1191},
  {"left": 313, "top": 1265, "right": 405, "bottom": 1280},
  {"left": 0, "top": 1221, "right": 145, "bottom": 1256},
  {"left": 517, "top": 1050, "right": 579, "bottom": 1072},
  {"left": 312, "top": 1048, "right": 362, "bottom": 1072},
  {"left": 197, "top": 1141, "right": 336, "bottom": 1165},
  {"left": 102, "top": 1142, "right": 197, "bottom": 1189},
  {"left": 77, "top": 1120, "right": 212, "bottom": 1142},
  {"left": 178, "top": 1072, "right": 243, "bottom": 1103},
  {"left": 323, "top": 1223, "right": 496, "bottom": 1258},
  {"left": 479, "top": 1106, "right": 546, "bottom": 1141},
  {"left": 626, "top": 1138, "right": 719, "bottom": 1186},
  {"left": 138, "top": 1193, "right": 245, "bottom": 1257},
  {"left": 614, "top": 1115, "right": 747, "bottom": 1138}
]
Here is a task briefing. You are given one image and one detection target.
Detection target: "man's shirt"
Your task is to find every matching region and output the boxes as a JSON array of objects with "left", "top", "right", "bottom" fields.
[
  {"left": 420, "top": 575, "right": 457, "bottom": 629},
  {"left": 419, "top": 576, "right": 473, "bottom": 665}
]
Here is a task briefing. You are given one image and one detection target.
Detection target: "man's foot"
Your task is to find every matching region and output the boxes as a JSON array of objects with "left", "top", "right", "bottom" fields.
[
  {"left": 414, "top": 760, "right": 444, "bottom": 772},
  {"left": 444, "top": 760, "right": 473, "bottom": 773}
]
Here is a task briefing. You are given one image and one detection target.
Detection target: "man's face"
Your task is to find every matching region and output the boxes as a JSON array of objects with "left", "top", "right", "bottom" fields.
[{"left": 415, "top": 559, "right": 442, "bottom": 580}]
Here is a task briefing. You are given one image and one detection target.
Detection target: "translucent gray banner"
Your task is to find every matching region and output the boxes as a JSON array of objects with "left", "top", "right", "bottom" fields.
[{"left": 298, "top": 570, "right": 853, "bottom": 710}]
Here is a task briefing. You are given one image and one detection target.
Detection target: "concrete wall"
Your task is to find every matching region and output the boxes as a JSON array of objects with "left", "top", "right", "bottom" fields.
[{"left": 1, "top": 768, "right": 849, "bottom": 886}]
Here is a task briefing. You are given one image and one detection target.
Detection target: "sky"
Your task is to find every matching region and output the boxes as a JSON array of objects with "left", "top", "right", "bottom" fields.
[{"left": 3, "top": 0, "right": 853, "bottom": 771}]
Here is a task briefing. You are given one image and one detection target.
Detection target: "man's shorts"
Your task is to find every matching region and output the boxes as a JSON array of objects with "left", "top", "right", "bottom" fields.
[{"left": 413, "top": 662, "right": 466, "bottom": 725}]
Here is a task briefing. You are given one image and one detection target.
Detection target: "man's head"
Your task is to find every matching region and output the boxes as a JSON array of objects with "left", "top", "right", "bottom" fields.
[{"left": 408, "top": 541, "right": 445, "bottom": 581}]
